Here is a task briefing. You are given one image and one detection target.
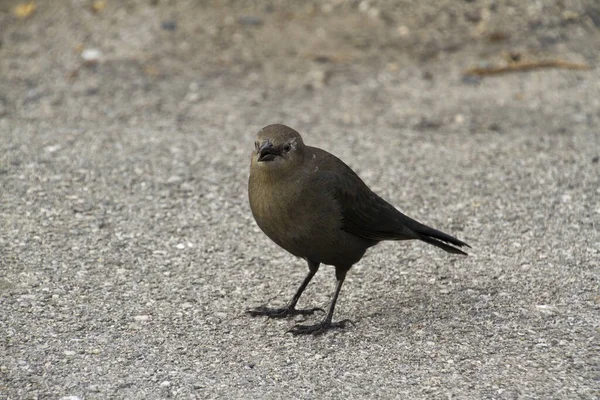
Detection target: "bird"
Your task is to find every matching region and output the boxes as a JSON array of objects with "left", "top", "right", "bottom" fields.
[{"left": 247, "top": 124, "right": 469, "bottom": 335}]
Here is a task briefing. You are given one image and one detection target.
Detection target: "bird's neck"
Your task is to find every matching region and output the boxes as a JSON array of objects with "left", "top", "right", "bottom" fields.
[{"left": 250, "top": 167, "right": 296, "bottom": 188}]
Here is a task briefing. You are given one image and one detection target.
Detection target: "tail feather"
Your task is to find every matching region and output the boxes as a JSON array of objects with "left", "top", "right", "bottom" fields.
[
  {"left": 416, "top": 224, "right": 470, "bottom": 248},
  {"left": 405, "top": 219, "right": 470, "bottom": 255},
  {"left": 419, "top": 235, "right": 468, "bottom": 255}
]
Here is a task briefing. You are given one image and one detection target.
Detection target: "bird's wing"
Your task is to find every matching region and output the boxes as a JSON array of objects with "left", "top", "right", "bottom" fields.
[
  {"left": 307, "top": 147, "right": 469, "bottom": 254},
  {"left": 313, "top": 165, "right": 418, "bottom": 242}
]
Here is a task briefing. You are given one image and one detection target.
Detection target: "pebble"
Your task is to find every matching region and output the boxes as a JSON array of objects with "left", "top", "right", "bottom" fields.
[
  {"left": 397, "top": 25, "right": 410, "bottom": 36},
  {"left": 536, "top": 304, "right": 558, "bottom": 315},
  {"left": 166, "top": 175, "right": 183, "bottom": 185},
  {"left": 238, "top": 16, "right": 263, "bottom": 26},
  {"left": 161, "top": 21, "right": 177, "bottom": 31},
  {"left": 44, "top": 144, "right": 61, "bottom": 154},
  {"left": 462, "top": 75, "right": 481, "bottom": 85},
  {"left": 81, "top": 49, "right": 102, "bottom": 64}
]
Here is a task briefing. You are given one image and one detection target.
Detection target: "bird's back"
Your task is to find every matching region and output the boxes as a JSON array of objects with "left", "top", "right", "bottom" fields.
[
  {"left": 305, "top": 146, "right": 419, "bottom": 240},
  {"left": 305, "top": 146, "right": 469, "bottom": 254}
]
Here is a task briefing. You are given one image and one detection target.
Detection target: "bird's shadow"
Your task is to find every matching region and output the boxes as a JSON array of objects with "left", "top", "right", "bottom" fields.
[{"left": 356, "top": 283, "right": 501, "bottom": 335}]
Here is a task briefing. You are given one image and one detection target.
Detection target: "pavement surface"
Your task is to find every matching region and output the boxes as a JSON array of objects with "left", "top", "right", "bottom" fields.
[{"left": 1, "top": 1, "right": 599, "bottom": 399}]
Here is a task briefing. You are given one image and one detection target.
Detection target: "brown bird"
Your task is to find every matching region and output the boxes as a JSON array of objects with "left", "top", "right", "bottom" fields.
[{"left": 247, "top": 124, "right": 469, "bottom": 335}]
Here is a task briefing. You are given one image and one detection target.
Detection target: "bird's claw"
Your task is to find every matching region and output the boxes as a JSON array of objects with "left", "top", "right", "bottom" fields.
[
  {"left": 287, "top": 319, "right": 353, "bottom": 335},
  {"left": 246, "top": 306, "right": 325, "bottom": 319}
]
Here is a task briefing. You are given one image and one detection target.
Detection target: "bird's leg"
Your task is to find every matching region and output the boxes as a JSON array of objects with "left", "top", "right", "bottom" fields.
[
  {"left": 288, "top": 267, "right": 352, "bottom": 335},
  {"left": 247, "top": 261, "right": 324, "bottom": 318}
]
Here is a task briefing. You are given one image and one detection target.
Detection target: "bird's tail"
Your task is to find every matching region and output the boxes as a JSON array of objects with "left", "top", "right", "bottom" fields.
[{"left": 411, "top": 222, "right": 470, "bottom": 255}]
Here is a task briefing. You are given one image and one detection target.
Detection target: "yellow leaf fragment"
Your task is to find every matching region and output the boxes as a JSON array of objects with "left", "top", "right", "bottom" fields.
[
  {"left": 14, "top": 2, "right": 36, "bottom": 19},
  {"left": 91, "top": 0, "right": 106, "bottom": 14}
]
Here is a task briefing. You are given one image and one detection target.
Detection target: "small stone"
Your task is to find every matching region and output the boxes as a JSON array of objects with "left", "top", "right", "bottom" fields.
[
  {"left": 166, "top": 175, "right": 183, "bottom": 185},
  {"left": 293, "top": 314, "right": 306, "bottom": 322},
  {"left": 488, "top": 123, "right": 501, "bottom": 132},
  {"left": 367, "top": 8, "right": 380, "bottom": 18},
  {"left": 414, "top": 118, "right": 442, "bottom": 131},
  {"left": 63, "top": 350, "right": 76, "bottom": 356},
  {"left": 322, "top": 4, "right": 333, "bottom": 13},
  {"left": 81, "top": 49, "right": 102, "bottom": 64},
  {"left": 422, "top": 70, "right": 433, "bottom": 80},
  {"left": 44, "top": 144, "right": 61, "bottom": 153},
  {"left": 238, "top": 16, "right": 263, "bottom": 26},
  {"left": 133, "top": 315, "right": 150, "bottom": 322},
  {"left": 88, "top": 384, "right": 100, "bottom": 392},
  {"left": 562, "top": 10, "right": 579, "bottom": 21},
  {"left": 462, "top": 75, "right": 481, "bottom": 85},
  {"left": 313, "top": 55, "right": 331, "bottom": 63},
  {"left": 536, "top": 305, "right": 557, "bottom": 315},
  {"left": 306, "top": 69, "right": 329, "bottom": 89},
  {"left": 160, "top": 381, "right": 171, "bottom": 387},
  {"left": 185, "top": 92, "right": 200, "bottom": 102},
  {"left": 161, "top": 21, "right": 177, "bottom": 31},
  {"left": 180, "top": 182, "right": 194, "bottom": 191},
  {"left": 397, "top": 25, "right": 410, "bottom": 36},
  {"left": 176, "top": 243, "right": 185, "bottom": 250}
]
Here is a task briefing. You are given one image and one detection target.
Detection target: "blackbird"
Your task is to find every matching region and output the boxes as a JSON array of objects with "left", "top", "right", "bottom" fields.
[{"left": 247, "top": 124, "right": 469, "bottom": 335}]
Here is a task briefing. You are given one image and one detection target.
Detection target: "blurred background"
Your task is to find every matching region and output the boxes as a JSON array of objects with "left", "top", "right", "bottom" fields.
[{"left": 2, "top": 0, "right": 599, "bottom": 127}]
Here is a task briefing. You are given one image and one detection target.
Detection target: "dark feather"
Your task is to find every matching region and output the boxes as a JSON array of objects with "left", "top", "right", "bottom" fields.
[{"left": 311, "top": 148, "right": 469, "bottom": 255}]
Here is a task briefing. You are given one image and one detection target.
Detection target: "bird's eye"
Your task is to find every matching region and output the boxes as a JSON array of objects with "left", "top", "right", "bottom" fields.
[{"left": 283, "top": 144, "right": 291, "bottom": 153}]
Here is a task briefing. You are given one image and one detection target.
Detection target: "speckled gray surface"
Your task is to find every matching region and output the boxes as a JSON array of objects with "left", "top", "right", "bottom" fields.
[{"left": 1, "top": 1, "right": 599, "bottom": 399}]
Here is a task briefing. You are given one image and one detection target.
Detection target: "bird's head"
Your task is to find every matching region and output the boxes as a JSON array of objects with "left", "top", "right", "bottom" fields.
[{"left": 251, "top": 124, "right": 305, "bottom": 176}]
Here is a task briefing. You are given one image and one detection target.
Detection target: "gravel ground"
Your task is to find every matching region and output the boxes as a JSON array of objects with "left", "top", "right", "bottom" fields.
[{"left": 1, "top": 1, "right": 599, "bottom": 399}]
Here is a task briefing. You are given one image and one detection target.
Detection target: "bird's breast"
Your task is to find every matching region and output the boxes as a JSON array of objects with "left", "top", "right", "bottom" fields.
[{"left": 249, "top": 174, "right": 342, "bottom": 258}]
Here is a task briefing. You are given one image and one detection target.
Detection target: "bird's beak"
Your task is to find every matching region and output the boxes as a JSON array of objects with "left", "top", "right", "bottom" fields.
[{"left": 257, "top": 140, "right": 280, "bottom": 162}]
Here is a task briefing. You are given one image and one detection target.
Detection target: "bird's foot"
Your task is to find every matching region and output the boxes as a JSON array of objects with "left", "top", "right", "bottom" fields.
[
  {"left": 246, "top": 305, "right": 324, "bottom": 319},
  {"left": 287, "top": 319, "right": 353, "bottom": 335}
]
